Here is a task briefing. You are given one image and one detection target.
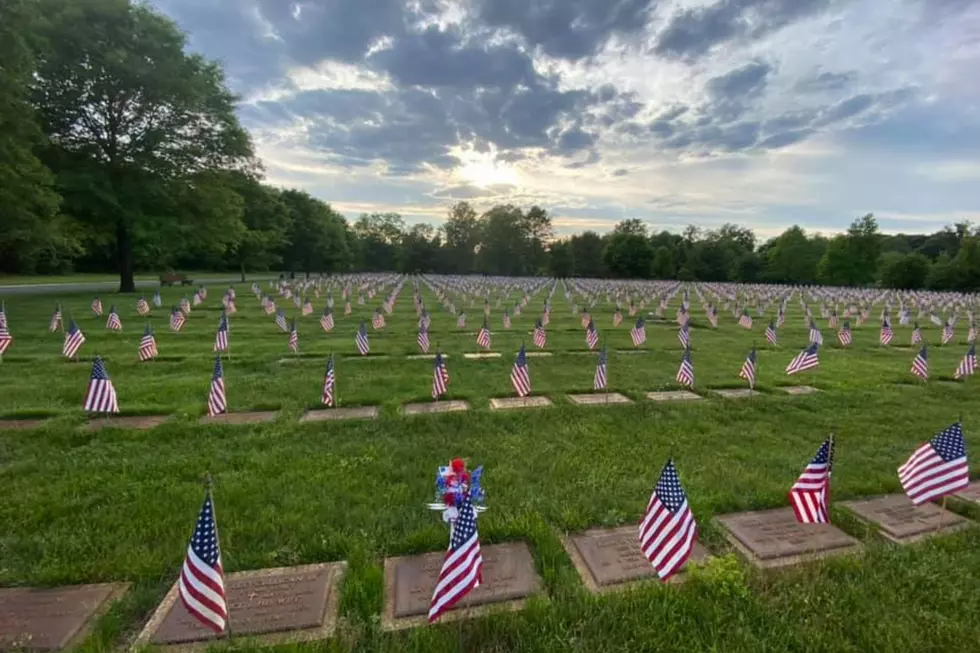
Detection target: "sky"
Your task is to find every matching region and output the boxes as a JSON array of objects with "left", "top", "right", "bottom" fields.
[{"left": 149, "top": 0, "right": 980, "bottom": 239}]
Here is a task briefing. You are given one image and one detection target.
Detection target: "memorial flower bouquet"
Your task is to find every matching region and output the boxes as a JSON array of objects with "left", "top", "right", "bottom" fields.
[{"left": 427, "top": 458, "right": 485, "bottom": 523}]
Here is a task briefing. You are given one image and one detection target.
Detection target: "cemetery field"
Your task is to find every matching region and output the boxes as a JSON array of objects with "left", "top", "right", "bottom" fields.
[{"left": 1, "top": 283, "right": 979, "bottom": 652}]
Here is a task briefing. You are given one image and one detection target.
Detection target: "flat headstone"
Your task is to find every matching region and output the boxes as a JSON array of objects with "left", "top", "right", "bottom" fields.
[
  {"left": 489, "top": 396, "right": 553, "bottom": 410},
  {"left": 646, "top": 391, "right": 702, "bottom": 402},
  {"left": 567, "top": 393, "right": 632, "bottom": 406},
  {"left": 615, "top": 349, "right": 648, "bottom": 355},
  {"left": 563, "top": 525, "right": 711, "bottom": 592},
  {"left": 0, "top": 583, "right": 129, "bottom": 651},
  {"left": 135, "top": 563, "right": 345, "bottom": 651},
  {"left": 714, "top": 388, "right": 760, "bottom": 399},
  {"left": 0, "top": 419, "right": 47, "bottom": 431},
  {"left": 840, "top": 494, "right": 971, "bottom": 544},
  {"left": 402, "top": 401, "right": 470, "bottom": 415},
  {"left": 383, "top": 542, "right": 541, "bottom": 630},
  {"left": 954, "top": 482, "right": 980, "bottom": 504},
  {"left": 301, "top": 406, "right": 379, "bottom": 422},
  {"left": 524, "top": 352, "right": 553, "bottom": 357},
  {"left": 463, "top": 352, "right": 501, "bottom": 359},
  {"left": 406, "top": 354, "right": 449, "bottom": 360},
  {"left": 87, "top": 415, "right": 169, "bottom": 431},
  {"left": 199, "top": 411, "right": 278, "bottom": 425},
  {"left": 717, "top": 507, "right": 862, "bottom": 569},
  {"left": 779, "top": 386, "right": 819, "bottom": 395}
]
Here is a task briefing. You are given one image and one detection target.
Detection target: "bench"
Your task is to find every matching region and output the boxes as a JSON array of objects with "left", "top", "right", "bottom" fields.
[{"left": 159, "top": 272, "right": 193, "bottom": 286}]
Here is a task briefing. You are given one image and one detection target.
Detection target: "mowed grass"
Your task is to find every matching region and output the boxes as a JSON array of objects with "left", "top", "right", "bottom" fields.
[{"left": 0, "top": 281, "right": 979, "bottom": 653}]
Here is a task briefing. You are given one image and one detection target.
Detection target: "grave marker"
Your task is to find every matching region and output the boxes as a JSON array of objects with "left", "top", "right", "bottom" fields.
[
  {"left": 403, "top": 401, "right": 470, "bottom": 415},
  {"left": 87, "top": 415, "right": 169, "bottom": 431},
  {"left": 301, "top": 406, "right": 379, "bottom": 422},
  {"left": 199, "top": 411, "right": 278, "bottom": 425},
  {"left": 717, "top": 507, "right": 862, "bottom": 568},
  {"left": 646, "top": 391, "right": 702, "bottom": 402},
  {"left": 489, "top": 396, "right": 552, "bottom": 410},
  {"left": 779, "top": 386, "right": 819, "bottom": 395},
  {"left": 714, "top": 388, "right": 759, "bottom": 399},
  {"left": 567, "top": 393, "right": 632, "bottom": 405},
  {"left": 954, "top": 482, "right": 980, "bottom": 505},
  {"left": 841, "top": 494, "right": 971, "bottom": 543}
]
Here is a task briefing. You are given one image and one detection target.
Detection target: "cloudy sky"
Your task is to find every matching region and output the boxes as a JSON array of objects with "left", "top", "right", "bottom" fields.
[{"left": 150, "top": 0, "right": 980, "bottom": 238}]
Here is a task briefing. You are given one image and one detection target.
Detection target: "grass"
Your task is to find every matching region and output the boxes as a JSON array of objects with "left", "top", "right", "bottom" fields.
[{"left": 0, "top": 280, "right": 978, "bottom": 652}]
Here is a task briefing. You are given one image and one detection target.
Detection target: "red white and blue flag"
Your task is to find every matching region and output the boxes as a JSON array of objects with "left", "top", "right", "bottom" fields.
[
  {"left": 433, "top": 351, "right": 450, "bottom": 398},
  {"left": 880, "top": 318, "right": 893, "bottom": 346},
  {"left": 137, "top": 296, "right": 150, "bottom": 316},
  {"left": 911, "top": 345, "right": 928, "bottom": 380},
  {"left": 477, "top": 319, "right": 492, "bottom": 349},
  {"left": 427, "top": 494, "right": 483, "bottom": 623},
  {"left": 511, "top": 344, "right": 531, "bottom": 397},
  {"left": 63, "top": 320, "right": 86, "bottom": 358},
  {"left": 533, "top": 319, "right": 547, "bottom": 348},
  {"left": 178, "top": 492, "right": 227, "bottom": 634},
  {"left": 82, "top": 357, "right": 119, "bottom": 413},
  {"left": 899, "top": 423, "right": 969, "bottom": 505},
  {"left": 738, "top": 310, "right": 752, "bottom": 329},
  {"left": 320, "top": 308, "right": 334, "bottom": 332},
  {"left": 288, "top": 319, "right": 299, "bottom": 352},
  {"left": 678, "top": 323, "right": 690, "bottom": 348},
  {"left": 418, "top": 325, "right": 430, "bottom": 353},
  {"left": 639, "top": 459, "right": 697, "bottom": 581},
  {"left": 586, "top": 320, "right": 599, "bottom": 350},
  {"left": 789, "top": 437, "right": 835, "bottom": 523},
  {"left": 106, "top": 306, "right": 122, "bottom": 331},
  {"left": 911, "top": 322, "right": 922, "bottom": 345},
  {"left": 91, "top": 297, "right": 103, "bottom": 316},
  {"left": 954, "top": 344, "right": 976, "bottom": 379},
  {"left": 213, "top": 314, "right": 229, "bottom": 353},
  {"left": 49, "top": 305, "right": 62, "bottom": 332},
  {"left": 630, "top": 317, "right": 646, "bottom": 347},
  {"left": 739, "top": 347, "right": 757, "bottom": 389},
  {"left": 676, "top": 348, "right": 694, "bottom": 387},
  {"left": 139, "top": 324, "right": 158, "bottom": 362},
  {"left": 786, "top": 343, "right": 820, "bottom": 375},
  {"left": 275, "top": 310, "right": 288, "bottom": 332},
  {"left": 170, "top": 306, "right": 186, "bottom": 331},
  {"left": 838, "top": 322, "right": 852, "bottom": 347},
  {"left": 594, "top": 348, "right": 608, "bottom": 390},
  {"left": 355, "top": 322, "right": 370, "bottom": 355},
  {"left": 322, "top": 355, "right": 335, "bottom": 406},
  {"left": 765, "top": 320, "right": 777, "bottom": 345},
  {"left": 207, "top": 356, "right": 227, "bottom": 416}
]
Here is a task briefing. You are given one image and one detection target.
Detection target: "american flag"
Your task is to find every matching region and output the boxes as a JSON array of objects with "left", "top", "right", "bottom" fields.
[
  {"left": 91, "top": 297, "right": 103, "bottom": 316},
  {"left": 213, "top": 315, "right": 229, "bottom": 353},
  {"left": 837, "top": 322, "right": 852, "bottom": 347},
  {"left": 739, "top": 347, "right": 757, "bottom": 389},
  {"left": 170, "top": 307, "right": 186, "bottom": 331},
  {"left": 320, "top": 308, "right": 334, "bottom": 332},
  {"left": 765, "top": 320, "right": 777, "bottom": 345},
  {"left": 153, "top": 291, "right": 162, "bottom": 307},
  {"left": 676, "top": 348, "right": 694, "bottom": 387},
  {"left": 808, "top": 320, "right": 822, "bottom": 345},
  {"left": 275, "top": 310, "right": 288, "bottom": 332},
  {"left": 137, "top": 296, "right": 150, "bottom": 316},
  {"left": 0, "top": 317, "right": 11, "bottom": 356},
  {"left": 0, "top": 302, "right": 6, "bottom": 328},
  {"left": 678, "top": 323, "right": 690, "bottom": 348},
  {"left": 738, "top": 310, "right": 753, "bottom": 329},
  {"left": 677, "top": 305, "right": 688, "bottom": 326},
  {"left": 139, "top": 324, "right": 158, "bottom": 361},
  {"left": 777, "top": 308, "right": 785, "bottom": 328},
  {"left": 432, "top": 351, "right": 450, "bottom": 398},
  {"left": 708, "top": 307, "right": 718, "bottom": 328},
  {"left": 942, "top": 321, "right": 954, "bottom": 345},
  {"left": 63, "top": 320, "right": 86, "bottom": 358},
  {"left": 372, "top": 309, "right": 385, "bottom": 330},
  {"left": 786, "top": 343, "right": 819, "bottom": 374},
  {"left": 586, "top": 320, "right": 599, "bottom": 350},
  {"left": 911, "top": 323, "right": 922, "bottom": 345},
  {"left": 899, "top": 422, "right": 969, "bottom": 505},
  {"left": 511, "top": 343, "right": 531, "bottom": 397},
  {"left": 178, "top": 492, "right": 227, "bottom": 634},
  {"left": 457, "top": 312, "right": 466, "bottom": 328},
  {"left": 344, "top": 301, "right": 352, "bottom": 316},
  {"left": 880, "top": 318, "right": 893, "bottom": 346},
  {"left": 788, "top": 437, "right": 835, "bottom": 523},
  {"left": 503, "top": 311, "right": 511, "bottom": 329},
  {"left": 355, "top": 322, "right": 370, "bottom": 355},
  {"left": 969, "top": 323, "right": 978, "bottom": 343},
  {"left": 302, "top": 298, "right": 313, "bottom": 316},
  {"left": 49, "top": 305, "right": 62, "bottom": 332},
  {"left": 613, "top": 310, "right": 623, "bottom": 327},
  {"left": 477, "top": 319, "right": 492, "bottom": 349},
  {"left": 630, "top": 317, "right": 646, "bottom": 347},
  {"left": 427, "top": 494, "right": 483, "bottom": 623},
  {"left": 594, "top": 347, "right": 608, "bottom": 390},
  {"left": 288, "top": 319, "right": 299, "bottom": 352},
  {"left": 82, "top": 356, "right": 119, "bottom": 413},
  {"left": 264, "top": 298, "right": 276, "bottom": 315},
  {"left": 639, "top": 459, "right": 697, "bottom": 581},
  {"left": 106, "top": 306, "right": 122, "bottom": 331},
  {"left": 580, "top": 311, "right": 591, "bottom": 329},
  {"left": 954, "top": 344, "right": 976, "bottom": 379},
  {"left": 180, "top": 297, "right": 191, "bottom": 315},
  {"left": 322, "top": 355, "right": 335, "bottom": 406},
  {"left": 207, "top": 356, "right": 227, "bottom": 416},
  {"left": 533, "top": 319, "right": 547, "bottom": 348},
  {"left": 909, "top": 345, "right": 929, "bottom": 380},
  {"left": 418, "top": 326, "right": 430, "bottom": 353},
  {"left": 193, "top": 292, "right": 203, "bottom": 306},
  {"left": 828, "top": 312, "right": 839, "bottom": 329}
]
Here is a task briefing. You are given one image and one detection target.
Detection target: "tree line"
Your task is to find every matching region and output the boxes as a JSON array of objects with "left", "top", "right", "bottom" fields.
[{"left": 2, "top": 0, "right": 977, "bottom": 291}]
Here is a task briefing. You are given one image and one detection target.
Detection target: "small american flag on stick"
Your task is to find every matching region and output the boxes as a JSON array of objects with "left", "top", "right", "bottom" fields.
[
  {"left": 594, "top": 348, "right": 608, "bottom": 390},
  {"left": 676, "top": 348, "right": 694, "bottom": 387},
  {"left": 511, "top": 343, "right": 531, "bottom": 397},
  {"left": 911, "top": 345, "right": 928, "bottom": 380},
  {"left": 63, "top": 320, "right": 86, "bottom": 358},
  {"left": 765, "top": 320, "right": 777, "bottom": 345},
  {"left": 838, "top": 322, "right": 852, "bottom": 347},
  {"left": 320, "top": 308, "right": 334, "bottom": 332},
  {"left": 477, "top": 319, "right": 492, "bottom": 349},
  {"left": 427, "top": 494, "right": 483, "bottom": 623},
  {"left": 586, "top": 320, "right": 599, "bottom": 350},
  {"left": 106, "top": 306, "right": 122, "bottom": 331},
  {"left": 786, "top": 343, "right": 819, "bottom": 375},
  {"left": 82, "top": 357, "right": 119, "bottom": 413},
  {"left": 639, "top": 459, "right": 697, "bottom": 580},
  {"left": 178, "top": 490, "right": 227, "bottom": 634},
  {"left": 533, "top": 319, "right": 546, "bottom": 348},
  {"left": 417, "top": 325, "right": 430, "bottom": 353},
  {"left": 49, "top": 305, "right": 63, "bottom": 332},
  {"left": 322, "top": 355, "right": 335, "bottom": 406},
  {"left": 213, "top": 314, "right": 229, "bottom": 353},
  {"left": 738, "top": 347, "right": 757, "bottom": 389},
  {"left": 954, "top": 344, "right": 976, "bottom": 379},
  {"left": 630, "top": 317, "right": 646, "bottom": 347},
  {"left": 288, "top": 319, "right": 299, "bottom": 352},
  {"left": 207, "top": 356, "right": 227, "bottom": 416},
  {"left": 355, "top": 322, "right": 370, "bottom": 355},
  {"left": 432, "top": 351, "right": 450, "bottom": 398},
  {"left": 91, "top": 297, "right": 103, "bottom": 316},
  {"left": 139, "top": 324, "right": 158, "bottom": 362},
  {"left": 170, "top": 307, "right": 186, "bottom": 331},
  {"left": 899, "top": 422, "right": 968, "bottom": 505},
  {"left": 137, "top": 296, "right": 150, "bottom": 316},
  {"left": 789, "top": 436, "right": 835, "bottom": 523}
]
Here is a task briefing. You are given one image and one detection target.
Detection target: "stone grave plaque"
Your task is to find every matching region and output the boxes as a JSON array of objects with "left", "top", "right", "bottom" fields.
[
  {"left": 0, "top": 582, "right": 129, "bottom": 651},
  {"left": 567, "top": 393, "right": 632, "bottom": 406},
  {"left": 403, "top": 401, "right": 470, "bottom": 416},
  {"left": 840, "top": 494, "right": 971, "bottom": 543},
  {"left": 489, "top": 396, "right": 552, "bottom": 410},
  {"left": 383, "top": 542, "right": 541, "bottom": 630},
  {"left": 0, "top": 419, "right": 48, "bottom": 431},
  {"left": 87, "top": 415, "right": 169, "bottom": 431},
  {"left": 199, "top": 411, "right": 278, "bottom": 425},
  {"left": 406, "top": 354, "right": 449, "bottom": 360},
  {"left": 646, "top": 391, "right": 702, "bottom": 402},
  {"left": 135, "top": 563, "right": 345, "bottom": 651},
  {"left": 615, "top": 349, "right": 648, "bottom": 355},
  {"left": 779, "top": 386, "right": 819, "bottom": 395},
  {"left": 563, "top": 526, "right": 711, "bottom": 592},
  {"left": 717, "top": 507, "right": 862, "bottom": 568},
  {"left": 463, "top": 352, "right": 501, "bottom": 359},
  {"left": 524, "top": 352, "right": 553, "bottom": 357},
  {"left": 301, "top": 406, "right": 379, "bottom": 422},
  {"left": 714, "top": 388, "right": 759, "bottom": 399},
  {"left": 954, "top": 482, "right": 980, "bottom": 504}
]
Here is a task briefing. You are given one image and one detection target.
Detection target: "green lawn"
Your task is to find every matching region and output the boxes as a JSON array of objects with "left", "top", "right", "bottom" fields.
[{"left": 0, "top": 280, "right": 978, "bottom": 652}]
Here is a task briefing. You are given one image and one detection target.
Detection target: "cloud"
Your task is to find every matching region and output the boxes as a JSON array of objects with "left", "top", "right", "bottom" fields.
[
  {"left": 432, "top": 184, "right": 517, "bottom": 199},
  {"left": 795, "top": 69, "right": 858, "bottom": 93}
]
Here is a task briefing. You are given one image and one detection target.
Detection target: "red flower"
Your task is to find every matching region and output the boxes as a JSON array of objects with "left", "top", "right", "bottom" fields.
[{"left": 451, "top": 458, "right": 466, "bottom": 474}]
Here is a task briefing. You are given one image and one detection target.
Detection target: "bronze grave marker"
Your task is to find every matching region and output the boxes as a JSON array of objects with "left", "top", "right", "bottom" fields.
[
  {"left": 198, "top": 411, "right": 278, "bottom": 425},
  {"left": 954, "top": 482, "right": 980, "bottom": 505},
  {"left": 840, "top": 494, "right": 971, "bottom": 543}
]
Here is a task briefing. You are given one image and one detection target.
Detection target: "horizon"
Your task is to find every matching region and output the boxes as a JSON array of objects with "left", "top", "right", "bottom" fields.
[{"left": 147, "top": 0, "right": 980, "bottom": 238}]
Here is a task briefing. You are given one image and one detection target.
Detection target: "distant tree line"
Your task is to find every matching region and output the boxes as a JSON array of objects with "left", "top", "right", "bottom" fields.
[{"left": 1, "top": 0, "right": 976, "bottom": 291}]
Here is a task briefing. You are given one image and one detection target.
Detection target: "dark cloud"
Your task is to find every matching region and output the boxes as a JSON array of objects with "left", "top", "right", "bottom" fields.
[
  {"left": 757, "top": 129, "right": 813, "bottom": 149},
  {"left": 762, "top": 110, "right": 817, "bottom": 133},
  {"left": 813, "top": 93, "right": 874, "bottom": 126},
  {"left": 662, "top": 120, "right": 760, "bottom": 153},
  {"left": 795, "top": 70, "right": 858, "bottom": 93},
  {"left": 566, "top": 150, "right": 602, "bottom": 168},
  {"left": 612, "top": 168, "right": 630, "bottom": 176},
  {"left": 557, "top": 127, "right": 598, "bottom": 152},
  {"left": 707, "top": 60, "right": 772, "bottom": 101},
  {"left": 654, "top": 0, "right": 833, "bottom": 61},
  {"left": 474, "top": 0, "right": 656, "bottom": 60}
]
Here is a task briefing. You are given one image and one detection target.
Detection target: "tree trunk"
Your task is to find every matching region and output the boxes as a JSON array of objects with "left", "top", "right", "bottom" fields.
[
  {"left": 117, "top": 219, "right": 135, "bottom": 293},
  {"left": 240, "top": 261, "right": 246, "bottom": 283}
]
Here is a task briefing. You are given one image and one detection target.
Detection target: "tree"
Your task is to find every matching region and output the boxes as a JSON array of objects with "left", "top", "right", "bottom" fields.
[
  {"left": 478, "top": 205, "right": 527, "bottom": 275},
  {"left": 443, "top": 202, "right": 481, "bottom": 273},
  {"left": 763, "top": 226, "right": 825, "bottom": 284},
  {"left": 0, "top": 0, "right": 77, "bottom": 274},
  {"left": 570, "top": 231, "right": 605, "bottom": 277},
  {"left": 603, "top": 220, "right": 653, "bottom": 278},
  {"left": 280, "top": 190, "right": 351, "bottom": 275},
  {"left": 399, "top": 223, "right": 438, "bottom": 273},
  {"left": 651, "top": 245, "right": 675, "bottom": 278},
  {"left": 926, "top": 253, "right": 961, "bottom": 290},
  {"left": 548, "top": 240, "right": 574, "bottom": 277},
  {"left": 32, "top": 0, "right": 254, "bottom": 291},
  {"left": 354, "top": 213, "right": 404, "bottom": 270},
  {"left": 845, "top": 213, "right": 881, "bottom": 285},
  {"left": 225, "top": 175, "right": 290, "bottom": 281},
  {"left": 878, "top": 252, "right": 930, "bottom": 289}
]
